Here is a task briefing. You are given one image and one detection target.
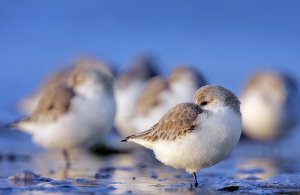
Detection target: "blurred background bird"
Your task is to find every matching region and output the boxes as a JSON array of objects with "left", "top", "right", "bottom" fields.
[
  {"left": 132, "top": 66, "right": 207, "bottom": 133},
  {"left": 17, "top": 57, "right": 113, "bottom": 115},
  {"left": 9, "top": 58, "right": 116, "bottom": 167},
  {"left": 17, "top": 68, "right": 71, "bottom": 115},
  {"left": 114, "top": 56, "right": 158, "bottom": 138},
  {"left": 240, "top": 71, "right": 300, "bottom": 142}
]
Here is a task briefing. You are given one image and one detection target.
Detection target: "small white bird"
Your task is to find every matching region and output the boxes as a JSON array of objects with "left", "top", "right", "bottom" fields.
[
  {"left": 122, "top": 85, "right": 242, "bottom": 187},
  {"left": 241, "top": 71, "right": 299, "bottom": 141},
  {"left": 133, "top": 66, "right": 207, "bottom": 133},
  {"left": 18, "top": 68, "right": 71, "bottom": 115},
  {"left": 114, "top": 56, "right": 158, "bottom": 137},
  {"left": 9, "top": 62, "right": 116, "bottom": 167},
  {"left": 18, "top": 57, "right": 111, "bottom": 115}
]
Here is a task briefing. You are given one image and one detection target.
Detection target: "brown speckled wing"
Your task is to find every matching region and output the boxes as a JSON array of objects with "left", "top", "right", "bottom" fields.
[
  {"left": 136, "top": 76, "right": 168, "bottom": 115},
  {"left": 30, "top": 83, "right": 75, "bottom": 122},
  {"left": 42, "top": 69, "right": 71, "bottom": 89},
  {"left": 129, "top": 103, "right": 203, "bottom": 142}
]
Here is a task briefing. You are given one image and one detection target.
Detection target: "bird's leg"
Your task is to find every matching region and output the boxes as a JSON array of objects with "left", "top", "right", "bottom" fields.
[
  {"left": 193, "top": 172, "right": 198, "bottom": 187},
  {"left": 62, "top": 149, "right": 71, "bottom": 168}
]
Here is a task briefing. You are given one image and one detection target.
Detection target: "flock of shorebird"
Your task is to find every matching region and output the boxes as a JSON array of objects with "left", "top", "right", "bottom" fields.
[{"left": 6, "top": 56, "right": 300, "bottom": 187}]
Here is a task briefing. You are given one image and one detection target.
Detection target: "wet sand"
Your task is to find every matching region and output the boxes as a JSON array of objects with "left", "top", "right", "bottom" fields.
[{"left": 1, "top": 129, "right": 300, "bottom": 194}]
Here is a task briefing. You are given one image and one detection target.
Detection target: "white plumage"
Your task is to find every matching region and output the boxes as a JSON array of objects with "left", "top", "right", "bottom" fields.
[
  {"left": 241, "top": 71, "right": 299, "bottom": 141},
  {"left": 137, "top": 106, "right": 241, "bottom": 173},
  {"left": 31, "top": 85, "right": 115, "bottom": 149},
  {"left": 115, "top": 80, "right": 148, "bottom": 136},
  {"left": 125, "top": 85, "right": 242, "bottom": 186},
  {"left": 10, "top": 60, "right": 116, "bottom": 166},
  {"left": 133, "top": 66, "right": 206, "bottom": 133}
]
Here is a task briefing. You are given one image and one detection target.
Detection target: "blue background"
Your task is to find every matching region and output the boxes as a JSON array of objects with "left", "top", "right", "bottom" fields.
[{"left": 1, "top": 0, "right": 299, "bottom": 120}]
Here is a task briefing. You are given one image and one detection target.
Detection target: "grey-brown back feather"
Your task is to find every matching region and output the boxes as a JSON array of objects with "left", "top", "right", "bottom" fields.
[
  {"left": 29, "top": 83, "right": 75, "bottom": 122},
  {"left": 136, "top": 76, "right": 168, "bottom": 116},
  {"left": 127, "top": 103, "right": 203, "bottom": 142}
]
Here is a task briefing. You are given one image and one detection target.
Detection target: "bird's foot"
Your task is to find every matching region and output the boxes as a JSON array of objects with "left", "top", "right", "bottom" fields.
[{"left": 194, "top": 182, "right": 198, "bottom": 188}]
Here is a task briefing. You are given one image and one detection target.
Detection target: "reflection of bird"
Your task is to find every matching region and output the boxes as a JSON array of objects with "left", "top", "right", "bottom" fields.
[
  {"left": 236, "top": 157, "right": 280, "bottom": 180},
  {"left": 241, "top": 71, "right": 299, "bottom": 142},
  {"left": 32, "top": 149, "right": 105, "bottom": 180},
  {"left": 114, "top": 56, "right": 158, "bottom": 137},
  {"left": 123, "top": 85, "right": 242, "bottom": 187},
  {"left": 133, "top": 66, "right": 207, "bottom": 133},
  {"left": 9, "top": 61, "right": 116, "bottom": 167}
]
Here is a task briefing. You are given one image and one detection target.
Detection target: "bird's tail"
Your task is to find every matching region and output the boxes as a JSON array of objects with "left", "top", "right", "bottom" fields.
[
  {"left": 121, "top": 129, "right": 152, "bottom": 142},
  {"left": 5, "top": 117, "right": 30, "bottom": 129},
  {"left": 121, "top": 137, "right": 129, "bottom": 142},
  {"left": 121, "top": 129, "right": 154, "bottom": 149}
]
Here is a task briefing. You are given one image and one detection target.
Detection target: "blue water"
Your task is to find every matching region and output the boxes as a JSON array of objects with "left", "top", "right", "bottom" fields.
[
  {"left": 1, "top": 129, "right": 300, "bottom": 194},
  {"left": 1, "top": 0, "right": 300, "bottom": 120}
]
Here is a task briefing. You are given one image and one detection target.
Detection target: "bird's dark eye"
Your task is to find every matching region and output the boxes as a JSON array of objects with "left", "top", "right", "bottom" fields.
[{"left": 200, "top": 101, "right": 208, "bottom": 106}]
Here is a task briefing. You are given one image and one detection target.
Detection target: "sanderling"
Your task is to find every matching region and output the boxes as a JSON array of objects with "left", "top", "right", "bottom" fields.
[
  {"left": 9, "top": 62, "right": 116, "bottom": 167},
  {"left": 114, "top": 56, "right": 158, "bottom": 137},
  {"left": 241, "top": 71, "right": 299, "bottom": 142},
  {"left": 133, "top": 66, "right": 207, "bottom": 133},
  {"left": 18, "top": 68, "right": 71, "bottom": 115},
  {"left": 122, "top": 85, "right": 242, "bottom": 187},
  {"left": 18, "top": 57, "right": 112, "bottom": 115}
]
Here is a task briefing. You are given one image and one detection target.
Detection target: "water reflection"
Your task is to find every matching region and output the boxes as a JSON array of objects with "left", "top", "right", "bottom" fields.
[
  {"left": 236, "top": 157, "right": 283, "bottom": 180},
  {"left": 32, "top": 149, "right": 104, "bottom": 180},
  {"left": 1, "top": 129, "right": 300, "bottom": 194}
]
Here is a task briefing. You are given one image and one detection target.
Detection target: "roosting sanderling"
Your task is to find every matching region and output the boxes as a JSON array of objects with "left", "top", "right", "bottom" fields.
[
  {"left": 122, "top": 85, "right": 242, "bottom": 187},
  {"left": 9, "top": 60, "right": 116, "bottom": 167},
  {"left": 18, "top": 68, "right": 71, "bottom": 115},
  {"left": 133, "top": 65, "right": 207, "bottom": 133},
  {"left": 114, "top": 56, "right": 158, "bottom": 138},
  {"left": 17, "top": 57, "right": 111, "bottom": 115},
  {"left": 241, "top": 71, "right": 299, "bottom": 142}
]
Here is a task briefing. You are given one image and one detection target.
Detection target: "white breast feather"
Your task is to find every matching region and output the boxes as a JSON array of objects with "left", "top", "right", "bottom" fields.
[
  {"left": 241, "top": 93, "right": 283, "bottom": 140},
  {"left": 152, "top": 106, "right": 242, "bottom": 174},
  {"left": 115, "top": 81, "right": 146, "bottom": 136},
  {"left": 31, "top": 85, "right": 115, "bottom": 149}
]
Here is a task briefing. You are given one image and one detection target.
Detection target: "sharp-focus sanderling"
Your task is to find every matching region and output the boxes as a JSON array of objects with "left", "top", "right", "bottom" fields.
[{"left": 123, "top": 85, "right": 242, "bottom": 187}]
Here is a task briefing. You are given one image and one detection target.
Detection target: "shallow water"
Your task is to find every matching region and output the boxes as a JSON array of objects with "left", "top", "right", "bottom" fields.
[{"left": 1, "top": 128, "right": 300, "bottom": 194}]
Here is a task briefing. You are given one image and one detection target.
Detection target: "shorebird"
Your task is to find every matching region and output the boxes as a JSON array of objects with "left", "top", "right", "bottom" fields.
[
  {"left": 114, "top": 56, "right": 158, "bottom": 137},
  {"left": 133, "top": 66, "right": 207, "bottom": 133},
  {"left": 123, "top": 85, "right": 242, "bottom": 187},
  {"left": 17, "top": 57, "right": 111, "bottom": 115},
  {"left": 241, "top": 71, "right": 299, "bottom": 142},
  {"left": 9, "top": 61, "right": 116, "bottom": 167},
  {"left": 18, "top": 68, "right": 71, "bottom": 115}
]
